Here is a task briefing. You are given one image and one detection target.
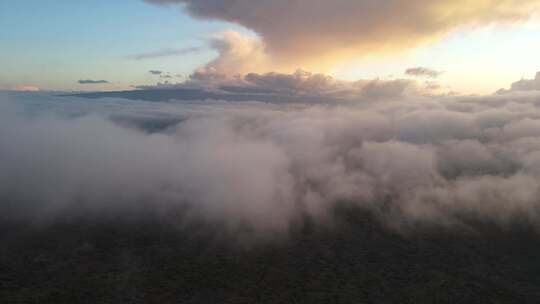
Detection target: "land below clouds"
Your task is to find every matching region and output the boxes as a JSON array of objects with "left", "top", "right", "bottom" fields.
[{"left": 2, "top": 205, "right": 540, "bottom": 304}]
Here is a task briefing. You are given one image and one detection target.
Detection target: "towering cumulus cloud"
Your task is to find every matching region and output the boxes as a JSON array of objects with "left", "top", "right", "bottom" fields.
[
  {"left": 146, "top": 0, "right": 540, "bottom": 70},
  {"left": 204, "top": 30, "right": 270, "bottom": 75},
  {"left": 3, "top": 73, "right": 540, "bottom": 239}
]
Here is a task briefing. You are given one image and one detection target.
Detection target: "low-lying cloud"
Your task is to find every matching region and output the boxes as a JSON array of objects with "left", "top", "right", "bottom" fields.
[
  {"left": 3, "top": 74, "right": 540, "bottom": 237},
  {"left": 0, "top": 85, "right": 40, "bottom": 92}
]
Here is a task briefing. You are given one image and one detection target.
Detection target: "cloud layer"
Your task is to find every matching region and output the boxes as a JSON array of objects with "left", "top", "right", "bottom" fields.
[
  {"left": 4, "top": 73, "right": 540, "bottom": 238},
  {"left": 146, "top": 0, "right": 540, "bottom": 70}
]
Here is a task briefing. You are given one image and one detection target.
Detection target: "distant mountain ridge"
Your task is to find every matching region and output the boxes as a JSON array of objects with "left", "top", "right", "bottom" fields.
[{"left": 71, "top": 88, "right": 339, "bottom": 104}]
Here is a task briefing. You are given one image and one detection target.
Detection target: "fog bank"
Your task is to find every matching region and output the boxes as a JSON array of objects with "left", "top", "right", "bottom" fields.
[{"left": 2, "top": 90, "right": 540, "bottom": 236}]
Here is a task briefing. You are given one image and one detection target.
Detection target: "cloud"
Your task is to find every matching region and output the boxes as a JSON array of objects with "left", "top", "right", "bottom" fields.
[
  {"left": 356, "top": 79, "right": 416, "bottom": 100},
  {"left": 131, "top": 47, "right": 202, "bottom": 60},
  {"left": 146, "top": 0, "right": 540, "bottom": 70},
  {"left": 123, "top": 68, "right": 423, "bottom": 102},
  {"left": 6, "top": 75, "right": 540, "bottom": 237},
  {"left": 505, "top": 72, "right": 540, "bottom": 93},
  {"left": 203, "top": 30, "right": 271, "bottom": 75},
  {"left": 149, "top": 71, "right": 175, "bottom": 79},
  {"left": 0, "top": 85, "right": 40, "bottom": 92},
  {"left": 495, "top": 71, "right": 540, "bottom": 94},
  {"left": 78, "top": 79, "right": 109, "bottom": 84},
  {"left": 405, "top": 67, "right": 443, "bottom": 78},
  {"left": 243, "top": 69, "right": 341, "bottom": 95}
]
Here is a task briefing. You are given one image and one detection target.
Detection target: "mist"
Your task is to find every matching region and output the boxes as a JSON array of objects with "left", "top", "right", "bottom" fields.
[{"left": 3, "top": 90, "right": 540, "bottom": 238}]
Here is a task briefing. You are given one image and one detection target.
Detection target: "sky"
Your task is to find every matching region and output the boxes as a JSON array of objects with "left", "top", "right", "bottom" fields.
[{"left": 1, "top": 0, "right": 540, "bottom": 94}]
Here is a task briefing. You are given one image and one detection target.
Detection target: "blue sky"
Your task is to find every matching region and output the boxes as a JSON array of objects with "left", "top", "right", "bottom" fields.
[
  {"left": 0, "top": 0, "right": 237, "bottom": 91},
  {"left": 1, "top": 0, "right": 539, "bottom": 93}
]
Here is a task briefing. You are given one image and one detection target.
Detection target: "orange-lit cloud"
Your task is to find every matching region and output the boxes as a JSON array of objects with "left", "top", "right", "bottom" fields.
[
  {"left": 1, "top": 85, "right": 41, "bottom": 92},
  {"left": 147, "top": 0, "right": 540, "bottom": 72}
]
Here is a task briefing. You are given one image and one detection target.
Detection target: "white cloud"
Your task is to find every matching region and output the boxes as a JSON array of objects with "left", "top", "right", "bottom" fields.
[{"left": 4, "top": 79, "right": 540, "bottom": 237}]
